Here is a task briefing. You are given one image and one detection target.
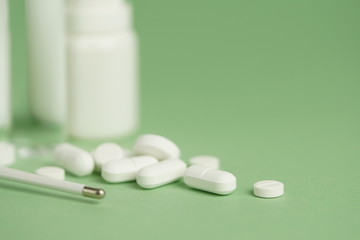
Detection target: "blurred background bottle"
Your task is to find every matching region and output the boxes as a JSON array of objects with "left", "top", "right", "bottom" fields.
[
  {"left": 7, "top": 0, "right": 138, "bottom": 156},
  {"left": 66, "top": 0, "right": 138, "bottom": 140},
  {"left": 10, "top": 0, "right": 66, "bottom": 158},
  {"left": 0, "top": 0, "right": 11, "bottom": 141},
  {"left": 26, "top": 0, "right": 66, "bottom": 127}
]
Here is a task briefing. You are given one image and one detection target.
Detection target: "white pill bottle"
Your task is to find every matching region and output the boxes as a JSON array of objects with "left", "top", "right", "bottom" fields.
[
  {"left": 67, "top": 0, "right": 138, "bottom": 139},
  {"left": 26, "top": 0, "right": 66, "bottom": 126},
  {"left": 0, "top": 0, "right": 11, "bottom": 139}
]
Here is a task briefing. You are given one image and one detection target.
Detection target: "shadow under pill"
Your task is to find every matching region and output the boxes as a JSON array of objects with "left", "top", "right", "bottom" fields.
[
  {"left": 128, "top": 182, "right": 145, "bottom": 190},
  {"left": 247, "top": 189, "right": 255, "bottom": 197},
  {"left": 174, "top": 181, "right": 226, "bottom": 197}
]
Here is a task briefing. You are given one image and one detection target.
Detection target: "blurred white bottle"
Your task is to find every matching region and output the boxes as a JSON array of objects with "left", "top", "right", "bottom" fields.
[
  {"left": 67, "top": 0, "right": 138, "bottom": 139},
  {"left": 26, "top": 0, "right": 66, "bottom": 126},
  {"left": 0, "top": 0, "right": 11, "bottom": 138}
]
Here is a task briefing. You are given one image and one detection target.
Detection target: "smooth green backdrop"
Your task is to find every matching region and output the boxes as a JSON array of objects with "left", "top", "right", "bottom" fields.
[{"left": 1, "top": 0, "right": 360, "bottom": 239}]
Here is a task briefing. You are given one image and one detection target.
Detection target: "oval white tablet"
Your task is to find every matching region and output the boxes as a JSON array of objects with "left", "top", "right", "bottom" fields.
[
  {"left": 54, "top": 143, "right": 94, "bottom": 177},
  {"left": 183, "top": 165, "right": 236, "bottom": 195},
  {"left": 92, "top": 142, "right": 124, "bottom": 171},
  {"left": 189, "top": 155, "right": 220, "bottom": 169},
  {"left": 101, "top": 156, "right": 158, "bottom": 183},
  {"left": 136, "top": 159, "right": 186, "bottom": 189},
  {"left": 133, "top": 134, "right": 180, "bottom": 160},
  {"left": 35, "top": 166, "right": 65, "bottom": 180},
  {"left": 253, "top": 180, "right": 284, "bottom": 198},
  {"left": 0, "top": 141, "right": 15, "bottom": 166}
]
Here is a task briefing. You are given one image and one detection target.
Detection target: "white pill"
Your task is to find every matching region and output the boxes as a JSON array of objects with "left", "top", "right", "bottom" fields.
[
  {"left": 122, "top": 148, "right": 133, "bottom": 158},
  {"left": 53, "top": 143, "right": 94, "bottom": 176},
  {"left": 102, "top": 156, "right": 158, "bottom": 183},
  {"left": 136, "top": 159, "right": 186, "bottom": 189},
  {"left": 0, "top": 141, "right": 16, "bottom": 166},
  {"left": 253, "top": 180, "right": 284, "bottom": 198},
  {"left": 133, "top": 134, "right": 180, "bottom": 160},
  {"left": 35, "top": 166, "right": 65, "bottom": 180},
  {"left": 92, "top": 142, "right": 124, "bottom": 171},
  {"left": 189, "top": 155, "right": 220, "bottom": 169},
  {"left": 183, "top": 165, "right": 236, "bottom": 195}
]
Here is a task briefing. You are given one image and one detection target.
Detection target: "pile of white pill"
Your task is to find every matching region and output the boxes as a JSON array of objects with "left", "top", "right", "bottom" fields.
[{"left": 0, "top": 135, "right": 285, "bottom": 197}]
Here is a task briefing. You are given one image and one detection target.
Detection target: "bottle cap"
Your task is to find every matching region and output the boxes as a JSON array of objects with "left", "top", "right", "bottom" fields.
[{"left": 67, "top": 0, "right": 132, "bottom": 32}]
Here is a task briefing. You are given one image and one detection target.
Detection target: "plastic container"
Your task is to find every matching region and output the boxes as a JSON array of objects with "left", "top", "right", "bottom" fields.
[
  {"left": 13, "top": 0, "right": 66, "bottom": 158},
  {"left": 0, "top": 0, "right": 11, "bottom": 140},
  {"left": 26, "top": 0, "right": 66, "bottom": 126},
  {"left": 67, "top": 0, "right": 138, "bottom": 140}
]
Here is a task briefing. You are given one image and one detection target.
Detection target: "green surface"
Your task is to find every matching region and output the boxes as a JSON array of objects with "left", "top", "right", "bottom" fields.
[{"left": 2, "top": 0, "right": 360, "bottom": 239}]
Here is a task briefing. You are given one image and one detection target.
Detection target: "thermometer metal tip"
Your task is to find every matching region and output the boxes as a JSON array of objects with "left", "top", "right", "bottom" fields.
[{"left": 82, "top": 186, "right": 106, "bottom": 199}]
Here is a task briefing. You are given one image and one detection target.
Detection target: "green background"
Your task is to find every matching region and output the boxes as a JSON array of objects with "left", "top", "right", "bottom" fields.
[{"left": 2, "top": 0, "right": 360, "bottom": 239}]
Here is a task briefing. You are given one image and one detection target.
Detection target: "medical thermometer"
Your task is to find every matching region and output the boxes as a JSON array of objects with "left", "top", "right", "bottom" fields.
[{"left": 0, "top": 167, "right": 105, "bottom": 199}]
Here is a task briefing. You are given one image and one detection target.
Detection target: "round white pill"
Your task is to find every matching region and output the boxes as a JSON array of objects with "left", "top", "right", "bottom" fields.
[
  {"left": 35, "top": 166, "right": 65, "bottom": 180},
  {"left": 136, "top": 159, "right": 186, "bottom": 189},
  {"left": 189, "top": 155, "right": 220, "bottom": 169},
  {"left": 184, "top": 165, "right": 236, "bottom": 195},
  {"left": 54, "top": 143, "right": 94, "bottom": 177},
  {"left": 0, "top": 141, "right": 16, "bottom": 166},
  {"left": 253, "top": 180, "right": 284, "bottom": 198},
  {"left": 133, "top": 134, "right": 180, "bottom": 160},
  {"left": 92, "top": 142, "right": 124, "bottom": 171},
  {"left": 102, "top": 156, "right": 158, "bottom": 183}
]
